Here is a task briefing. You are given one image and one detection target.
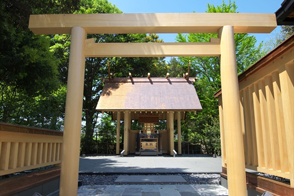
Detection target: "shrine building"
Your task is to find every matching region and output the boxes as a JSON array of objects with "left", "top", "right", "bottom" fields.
[{"left": 96, "top": 76, "right": 202, "bottom": 156}]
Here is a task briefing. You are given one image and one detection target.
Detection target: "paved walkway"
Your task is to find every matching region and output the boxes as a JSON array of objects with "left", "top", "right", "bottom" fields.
[
  {"left": 79, "top": 155, "right": 222, "bottom": 174},
  {"left": 77, "top": 184, "right": 228, "bottom": 196},
  {"left": 115, "top": 175, "right": 187, "bottom": 184}
]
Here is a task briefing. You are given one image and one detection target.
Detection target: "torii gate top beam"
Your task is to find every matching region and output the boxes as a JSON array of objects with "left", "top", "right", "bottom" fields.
[{"left": 29, "top": 13, "right": 277, "bottom": 35}]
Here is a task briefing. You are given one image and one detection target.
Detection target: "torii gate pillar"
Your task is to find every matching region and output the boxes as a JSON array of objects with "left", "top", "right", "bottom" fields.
[
  {"left": 219, "top": 25, "right": 247, "bottom": 196},
  {"left": 59, "top": 26, "right": 86, "bottom": 196}
]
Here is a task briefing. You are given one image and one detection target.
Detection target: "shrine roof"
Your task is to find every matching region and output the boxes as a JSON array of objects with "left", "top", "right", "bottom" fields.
[{"left": 96, "top": 77, "right": 202, "bottom": 112}]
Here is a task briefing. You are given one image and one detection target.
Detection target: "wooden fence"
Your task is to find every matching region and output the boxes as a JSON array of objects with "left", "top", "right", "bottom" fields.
[
  {"left": 216, "top": 35, "right": 294, "bottom": 187},
  {"left": 0, "top": 123, "right": 63, "bottom": 176}
]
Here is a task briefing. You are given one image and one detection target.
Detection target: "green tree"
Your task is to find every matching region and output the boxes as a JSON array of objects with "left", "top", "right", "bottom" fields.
[
  {"left": 168, "top": 58, "right": 197, "bottom": 78},
  {"left": 0, "top": 27, "right": 61, "bottom": 124},
  {"left": 262, "top": 25, "right": 294, "bottom": 54},
  {"left": 281, "top": 25, "right": 294, "bottom": 38},
  {"left": 97, "top": 113, "right": 116, "bottom": 142},
  {"left": 0, "top": 0, "right": 82, "bottom": 127},
  {"left": 175, "top": 0, "right": 263, "bottom": 154},
  {"left": 1, "top": 0, "right": 80, "bottom": 30}
]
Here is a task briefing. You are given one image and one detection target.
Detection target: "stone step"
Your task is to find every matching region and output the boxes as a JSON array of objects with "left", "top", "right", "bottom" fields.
[{"left": 115, "top": 175, "right": 187, "bottom": 184}]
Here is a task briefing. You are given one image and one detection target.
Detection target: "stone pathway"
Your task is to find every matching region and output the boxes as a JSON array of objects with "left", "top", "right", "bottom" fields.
[
  {"left": 77, "top": 184, "right": 228, "bottom": 196},
  {"left": 78, "top": 156, "right": 227, "bottom": 195},
  {"left": 114, "top": 175, "right": 187, "bottom": 184},
  {"left": 79, "top": 156, "right": 222, "bottom": 174}
]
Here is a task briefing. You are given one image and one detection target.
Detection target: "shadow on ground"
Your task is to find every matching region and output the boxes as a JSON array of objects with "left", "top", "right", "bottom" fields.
[{"left": 79, "top": 154, "right": 222, "bottom": 174}]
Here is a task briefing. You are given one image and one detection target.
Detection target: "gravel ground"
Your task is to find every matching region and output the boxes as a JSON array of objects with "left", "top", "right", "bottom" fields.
[
  {"left": 78, "top": 173, "right": 221, "bottom": 186},
  {"left": 258, "top": 172, "right": 290, "bottom": 183}
]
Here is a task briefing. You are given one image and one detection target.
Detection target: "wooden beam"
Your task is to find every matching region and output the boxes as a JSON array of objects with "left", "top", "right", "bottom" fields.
[
  {"left": 84, "top": 42, "right": 220, "bottom": 57},
  {"left": 29, "top": 13, "right": 277, "bottom": 34}
]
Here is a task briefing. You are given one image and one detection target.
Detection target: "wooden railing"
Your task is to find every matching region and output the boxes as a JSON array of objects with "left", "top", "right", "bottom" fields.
[
  {"left": 217, "top": 35, "right": 294, "bottom": 187},
  {"left": 0, "top": 123, "right": 63, "bottom": 176}
]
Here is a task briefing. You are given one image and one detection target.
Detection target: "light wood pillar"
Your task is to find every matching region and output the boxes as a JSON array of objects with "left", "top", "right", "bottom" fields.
[
  {"left": 265, "top": 76, "right": 279, "bottom": 171},
  {"left": 272, "top": 72, "right": 288, "bottom": 173},
  {"left": 279, "top": 61, "right": 294, "bottom": 187},
  {"left": 177, "top": 112, "right": 182, "bottom": 154},
  {"left": 116, "top": 112, "right": 121, "bottom": 155},
  {"left": 123, "top": 111, "right": 130, "bottom": 155},
  {"left": 219, "top": 25, "right": 247, "bottom": 195},
  {"left": 128, "top": 112, "right": 132, "bottom": 153},
  {"left": 218, "top": 96, "right": 226, "bottom": 167},
  {"left": 59, "top": 26, "right": 86, "bottom": 196},
  {"left": 168, "top": 112, "right": 174, "bottom": 155},
  {"left": 166, "top": 112, "right": 170, "bottom": 153}
]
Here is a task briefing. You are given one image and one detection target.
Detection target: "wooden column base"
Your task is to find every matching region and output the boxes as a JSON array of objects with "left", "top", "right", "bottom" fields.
[{"left": 221, "top": 167, "right": 294, "bottom": 196}]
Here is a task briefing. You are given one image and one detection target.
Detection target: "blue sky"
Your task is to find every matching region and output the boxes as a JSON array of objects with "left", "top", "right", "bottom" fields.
[{"left": 108, "top": 0, "right": 282, "bottom": 46}]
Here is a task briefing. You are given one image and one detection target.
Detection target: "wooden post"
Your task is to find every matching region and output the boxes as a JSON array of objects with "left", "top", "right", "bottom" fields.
[
  {"left": 166, "top": 112, "right": 170, "bottom": 154},
  {"left": 218, "top": 96, "right": 226, "bottom": 167},
  {"left": 128, "top": 112, "right": 132, "bottom": 153},
  {"left": 219, "top": 25, "right": 247, "bottom": 195},
  {"left": 59, "top": 26, "right": 86, "bottom": 196},
  {"left": 168, "top": 112, "right": 174, "bottom": 155},
  {"left": 116, "top": 112, "right": 121, "bottom": 155},
  {"left": 177, "top": 112, "right": 182, "bottom": 154},
  {"left": 107, "top": 61, "right": 110, "bottom": 80},
  {"left": 272, "top": 72, "right": 288, "bottom": 172},
  {"left": 265, "top": 76, "right": 279, "bottom": 171},
  {"left": 124, "top": 111, "right": 130, "bottom": 155},
  {"left": 187, "top": 60, "right": 191, "bottom": 80}
]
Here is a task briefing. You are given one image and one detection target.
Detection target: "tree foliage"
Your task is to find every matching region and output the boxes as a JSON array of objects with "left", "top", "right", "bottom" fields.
[
  {"left": 281, "top": 25, "right": 294, "bottom": 38},
  {"left": 0, "top": 2, "right": 63, "bottom": 125},
  {"left": 262, "top": 25, "right": 294, "bottom": 53},
  {"left": 176, "top": 0, "right": 263, "bottom": 154},
  {"left": 1, "top": 0, "right": 80, "bottom": 30},
  {"left": 0, "top": 0, "right": 84, "bottom": 127}
]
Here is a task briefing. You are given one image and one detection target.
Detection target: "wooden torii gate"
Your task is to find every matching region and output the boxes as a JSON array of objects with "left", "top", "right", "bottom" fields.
[{"left": 29, "top": 13, "right": 277, "bottom": 196}]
